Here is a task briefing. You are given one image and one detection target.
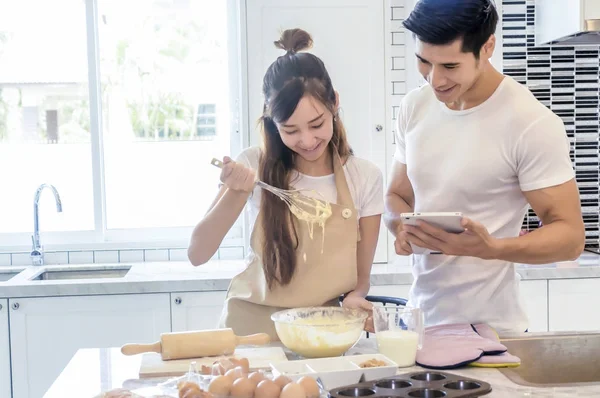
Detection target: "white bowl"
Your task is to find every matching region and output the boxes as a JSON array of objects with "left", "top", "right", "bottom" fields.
[
  {"left": 269, "top": 361, "right": 316, "bottom": 381},
  {"left": 270, "top": 353, "right": 399, "bottom": 390},
  {"left": 304, "top": 357, "right": 364, "bottom": 390},
  {"left": 271, "top": 307, "right": 368, "bottom": 358},
  {"left": 346, "top": 353, "right": 399, "bottom": 381}
]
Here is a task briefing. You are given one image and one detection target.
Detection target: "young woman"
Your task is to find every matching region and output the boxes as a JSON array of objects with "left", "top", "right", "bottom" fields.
[{"left": 188, "top": 28, "right": 384, "bottom": 339}]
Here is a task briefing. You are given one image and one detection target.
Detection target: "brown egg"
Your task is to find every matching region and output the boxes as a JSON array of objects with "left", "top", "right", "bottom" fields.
[
  {"left": 236, "top": 357, "right": 250, "bottom": 374},
  {"left": 230, "top": 377, "right": 255, "bottom": 397},
  {"left": 177, "top": 381, "right": 203, "bottom": 398},
  {"left": 254, "top": 379, "right": 281, "bottom": 398},
  {"left": 212, "top": 362, "right": 226, "bottom": 376},
  {"left": 177, "top": 380, "right": 201, "bottom": 392},
  {"left": 182, "top": 389, "right": 204, "bottom": 398},
  {"left": 280, "top": 382, "right": 307, "bottom": 398},
  {"left": 225, "top": 366, "right": 246, "bottom": 380},
  {"left": 218, "top": 358, "right": 235, "bottom": 373},
  {"left": 248, "top": 371, "right": 266, "bottom": 386},
  {"left": 273, "top": 374, "right": 292, "bottom": 389},
  {"left": 208, "top": 375, "right": 233, "bottom": 396},
  {"left": 297, "top": 376, "right": 320, "bottom": 398}
]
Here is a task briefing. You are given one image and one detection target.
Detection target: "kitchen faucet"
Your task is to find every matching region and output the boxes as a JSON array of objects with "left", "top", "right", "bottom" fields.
[{"left": 31, "top": 184, "right": 63, "bottom": 265}]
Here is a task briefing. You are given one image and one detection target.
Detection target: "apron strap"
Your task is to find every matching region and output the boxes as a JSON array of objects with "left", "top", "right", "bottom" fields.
[
  {"left": 332, "top": 152, "right": 361, "bottom": 242},
  {"left": 332, "top": 152, "right": 354, "bottom": 209}
]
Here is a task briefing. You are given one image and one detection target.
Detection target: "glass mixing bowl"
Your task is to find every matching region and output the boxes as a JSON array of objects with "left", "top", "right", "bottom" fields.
[{"left": 271, "top": 306, "right": 369, "bottom": 358}]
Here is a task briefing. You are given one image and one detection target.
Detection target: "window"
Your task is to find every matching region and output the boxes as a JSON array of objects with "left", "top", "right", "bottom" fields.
[
  {"left": 0, "top": 0, "right": 242, "bottom": 250},
  {"left": 0, "top": 0, "right": 95, "bottom": 237},
  {"left": 196, "top": 104, "right": 218, "bottom": 138}
]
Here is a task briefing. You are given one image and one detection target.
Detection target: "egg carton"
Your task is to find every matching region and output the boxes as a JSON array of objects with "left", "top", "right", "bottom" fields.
[
  {"left": 151, "top": 364, "right": 329, "bottom": 397},
  {"left": 327, "top": 371, "right": 492, "bottom": 398}
]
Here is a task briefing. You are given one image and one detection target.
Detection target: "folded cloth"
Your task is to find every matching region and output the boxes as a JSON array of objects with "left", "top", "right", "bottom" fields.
[
  {"left": 469, "top": 323, "right": 521, "bottom": 368},
  {"left": 415, "top": 324, "right": 508, "bottom": 370}
]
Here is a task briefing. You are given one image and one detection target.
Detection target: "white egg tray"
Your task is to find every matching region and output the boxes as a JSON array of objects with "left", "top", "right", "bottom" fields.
[{"left": 269, "top": 354, "right": 398, "bottom": 391}]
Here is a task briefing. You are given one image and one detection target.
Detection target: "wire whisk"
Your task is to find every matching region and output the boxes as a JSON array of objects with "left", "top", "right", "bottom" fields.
[{"left": 210, "top": 158, "right": 332, "bottom": 231}]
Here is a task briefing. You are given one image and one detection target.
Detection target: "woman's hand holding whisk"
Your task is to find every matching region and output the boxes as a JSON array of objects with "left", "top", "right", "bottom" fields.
[{"left": 219, "top": 156, "right": 256, "bottom": 193}]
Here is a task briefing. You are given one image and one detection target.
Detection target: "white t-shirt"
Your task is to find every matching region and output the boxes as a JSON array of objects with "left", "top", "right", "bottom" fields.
[
  {"left": 236, "top": 146, "right": 384, "bottom": 244},
  {"left": 394, "top": 76, "right": 575, "bottom": 334}
]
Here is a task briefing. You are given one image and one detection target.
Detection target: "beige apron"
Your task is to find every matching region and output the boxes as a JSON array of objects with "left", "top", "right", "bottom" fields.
[{"left": 218, "top": 153, "right": 360, "bottom": 340}]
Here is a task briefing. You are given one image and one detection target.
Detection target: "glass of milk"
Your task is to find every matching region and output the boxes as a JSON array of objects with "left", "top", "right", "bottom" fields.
[{"left": 372, "top": 305, "right": 424, "bottom": 367}]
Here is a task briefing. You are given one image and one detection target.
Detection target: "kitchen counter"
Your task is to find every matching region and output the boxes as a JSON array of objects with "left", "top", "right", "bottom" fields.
[
  {"left": 44, "top": 336, "right": 600, "bottom": 398},
  {"left": 1, "top": 253, "right": 600, "bottom": 298}
]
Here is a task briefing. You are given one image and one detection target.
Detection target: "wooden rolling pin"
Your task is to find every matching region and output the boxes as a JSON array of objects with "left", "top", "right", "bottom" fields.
[{"left": 120, "top": 328, "right": 270, "bottom": 360}]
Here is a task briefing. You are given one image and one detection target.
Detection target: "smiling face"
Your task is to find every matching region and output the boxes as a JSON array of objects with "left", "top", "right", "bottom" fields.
[
  {"left": 415, "top": 35, "right": 495, "bottom": 105},
  {"left": 275, "top": 95, "right": 336, "bottom": 163}
]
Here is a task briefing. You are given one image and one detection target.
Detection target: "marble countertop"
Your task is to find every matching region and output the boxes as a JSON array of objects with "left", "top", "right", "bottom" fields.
[
  {"left": 1, "top": 253, "right": 600, "bottom": 299},
  {"left": 44, "top": 337, "right": 600, "bottom": 398}
]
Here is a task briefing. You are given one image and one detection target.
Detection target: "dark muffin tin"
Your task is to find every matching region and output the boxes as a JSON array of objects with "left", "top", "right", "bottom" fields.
[{"left": 327, "top": 371, "right": 492, "bottom": 398}]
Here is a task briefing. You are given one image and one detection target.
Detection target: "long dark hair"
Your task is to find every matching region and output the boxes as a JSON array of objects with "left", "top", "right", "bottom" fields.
[{"left": 258, "top": 28, "right": 353, "bottom": 290}]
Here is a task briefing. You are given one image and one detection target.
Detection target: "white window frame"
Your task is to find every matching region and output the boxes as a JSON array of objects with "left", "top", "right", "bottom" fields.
[{"left": 0, "top": 0, "right": 248, "bottom": 253}]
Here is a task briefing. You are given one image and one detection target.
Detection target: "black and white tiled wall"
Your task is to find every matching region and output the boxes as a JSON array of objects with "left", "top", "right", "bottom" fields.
[{"left": 503, "top": 0, "right": 600, "bottom": 248}]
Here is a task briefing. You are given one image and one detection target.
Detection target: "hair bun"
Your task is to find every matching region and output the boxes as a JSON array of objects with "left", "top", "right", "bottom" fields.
[{"left": 274, "top": 28, "right": 313, "bottom": 55}]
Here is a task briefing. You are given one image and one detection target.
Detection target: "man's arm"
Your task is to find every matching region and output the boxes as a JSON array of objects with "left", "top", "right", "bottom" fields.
[
  {"left": 495, "top": 178, "right": 585, "bottom": 263},
  {"left": 384, "top": 160, "right": 418, "bottom": 255},
  {"left": 495, "top": 113, "right": 585, "bottom": 263},
  {"left": 383, "top": 159, "right": 415, "bottom": 234},
  {"left": 404, "top": 179, "right": 585, "bottom": 264},
  {"left": 403, "top": 111, "right": 585, "bottom": 264}
]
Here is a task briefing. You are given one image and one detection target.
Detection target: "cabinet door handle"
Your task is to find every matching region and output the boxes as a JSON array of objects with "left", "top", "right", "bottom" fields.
[
  {"left": 11, "top": 303, "right": 19, "bottom": 310},
  {"left": 174, "top": 297, "right": 182, "bottom": 305},
  {"left": 0, "top": 304, "right": 2, "bottom": 311},
  {"left": 375, "top": 124, "right": 383, "bottom": 132}
]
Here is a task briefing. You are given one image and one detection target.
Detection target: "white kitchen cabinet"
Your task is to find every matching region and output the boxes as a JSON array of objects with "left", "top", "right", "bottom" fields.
[
  {"left": 9, "top": 293, "right": 171, "bottom": 398},
  {"left": 171, "top": 291, "right": 227, "bottom": 332},
  {"left": 518, "top": 280, "right": 548, "bottom": 332},
  {"left": 1, "top": 299, "right": 11, "bottom": 398},
  {"left": 245, "top": 0, "right": 388, "bottom": 264},
  {"left": 549, "top": 278, "right": 600, "bottom": 332}
]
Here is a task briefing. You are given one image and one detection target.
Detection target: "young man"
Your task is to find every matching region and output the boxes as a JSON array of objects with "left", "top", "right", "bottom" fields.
[{"left": 384, "top": 0, "right": 585, "bottom": 334}]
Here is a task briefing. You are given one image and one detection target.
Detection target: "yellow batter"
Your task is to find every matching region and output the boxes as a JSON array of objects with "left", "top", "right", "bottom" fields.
[
  {"left": 282, "top": 190, "right": 332, "bottom": 253},
  {"left": 275, "top": 313, "right": 363, "bottom": 358}
]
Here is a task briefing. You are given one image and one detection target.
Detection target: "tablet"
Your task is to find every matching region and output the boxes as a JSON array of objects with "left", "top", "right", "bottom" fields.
[{"left": 400, "top": 212, "right": 465, "bottom": 254}]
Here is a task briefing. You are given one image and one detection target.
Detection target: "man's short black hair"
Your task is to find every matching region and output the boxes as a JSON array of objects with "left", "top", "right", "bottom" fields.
[{"left": 403, "top": 0, "right": 499, "bottom": 58}]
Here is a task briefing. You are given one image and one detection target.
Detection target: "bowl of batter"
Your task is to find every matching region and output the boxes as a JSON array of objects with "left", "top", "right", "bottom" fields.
[{"left": 271, "top": 306, "right": 368, "bottom": 358}]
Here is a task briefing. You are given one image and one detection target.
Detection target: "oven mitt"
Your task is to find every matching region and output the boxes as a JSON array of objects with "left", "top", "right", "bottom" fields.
[
  {"left": 468, "top": 323, "right": 521, "bottom": 368},
  {"left": 415, "top": 324, "right": 508, "bottom": 370}
]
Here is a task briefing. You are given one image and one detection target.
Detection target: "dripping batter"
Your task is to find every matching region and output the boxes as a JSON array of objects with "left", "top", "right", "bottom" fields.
[{"left": 284, "top": 190, "right": 331, "bottom": 254}]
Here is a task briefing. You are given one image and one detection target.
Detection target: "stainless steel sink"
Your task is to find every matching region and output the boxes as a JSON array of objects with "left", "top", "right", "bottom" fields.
[
  {"left": 499, "top": 332, "right": 600, "bottom": 387},
  {"left": 30, "top": 266, "right": 131, "bottom": 281},
  {"left": 0, "top": 270, "right": 21, "bottom": 282}
]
